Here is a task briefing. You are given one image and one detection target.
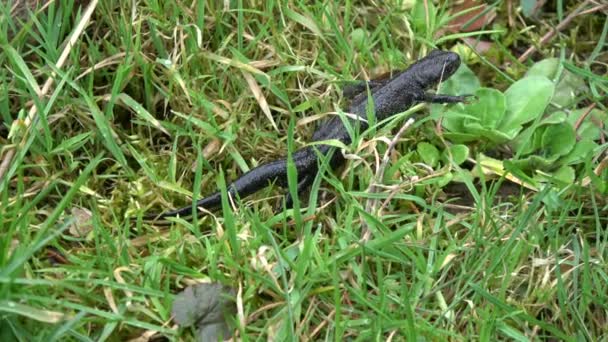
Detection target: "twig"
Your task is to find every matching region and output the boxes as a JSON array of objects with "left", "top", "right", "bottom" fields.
[
  {"left": 573, "top": 103, "right": 597, "bottom": 132},
  {"left": 0, "top": 0, "right": 99, "bottom": 182},
  {"left": 518, "top": 0, "right": 599, "bottom": 63},
  {"left": 578, "top": 2, "right": 608, "bottom": 16},
  {"left": 361, "top": 118, "right": 415, "bottom": 242}
]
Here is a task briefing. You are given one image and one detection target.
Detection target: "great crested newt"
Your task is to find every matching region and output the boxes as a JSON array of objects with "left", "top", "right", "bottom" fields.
[{"left": 141, "top": 50, "right": 469, "bottom": 220}]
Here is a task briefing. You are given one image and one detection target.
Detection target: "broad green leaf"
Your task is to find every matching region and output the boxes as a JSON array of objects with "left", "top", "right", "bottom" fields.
[
  {"left": 463, "top": 122, "right": 511, "bottom": 144},
  {"left": 511, "top": 112, "right": 568, "bottom": 155},
  {"left": 566, "top": 108, "right": 607, "bottom": 141},
  {"left": 478, "top": 129, "right": 512, "bottom": 144},
  {"left": 511, "top": 121, "right": 576, "bottom": 171},
  {"left": 512, "top": 125, "right": 543, "bottom": 156},
  {"left": 443, "top": 144, "right": 469, "bottom": 165},
  {"left": 510, "top": 154, "right": 555, "bottom": 171},
  {"left": 499, "top": 76, "right": 555, "bottom": 137},
  {"left": 463, "top": 88, "right": 505, "bottom": 129},
  {"left": 586, "top": 165, "right": 608, "bottom": 194},
  {"left": 442, "top": 132, "right": 480, "bottom": 143},
  {"left": 525, "top": 58, "right": 559, "bottom": 80},
  {"left": 526, "top": 58, "right": 587, "bottom": 108},
  {"left": 540, "top": 122, "right": 576, "bottom": 158},
  {"left": 417, "top": 142, "right": 440, "bottom": 167},
  {"left": 533, "top": 166, "right": 576, "bottom": 190},
  {"left": 538, "top": 188, "right": 564, "bottom": 210},
  {"left": 552, "top": 166, "right": 575, "bottom": 184},
  {"left": 441, "top": 104, "right": 483, "bottom": 143},
  {"left": 451, "top": 169, "right": 473, "bottom": 182},
  {"left": 537, "top": 111, "right": 568, "bottom": 125},
  {"left": 553, "top": 70, "right": 587, "bottom": 108},
  {"left": 431, "top": 63, "right": 481, "bottom": 119},
  {"left": 437, "top": 63, "right": 481, "bottom": 96},
  {"left": 529, "top": 127, "right": 546, "bottom": 154},
  {"left": 436, "top": 173, "right": 453, "bottom": 187},
  {"left": 441, "top": 105, "right": 468, "bottom": 133},
  {"left": 559, "top": 138, "right": 598, "bottom": 166}
]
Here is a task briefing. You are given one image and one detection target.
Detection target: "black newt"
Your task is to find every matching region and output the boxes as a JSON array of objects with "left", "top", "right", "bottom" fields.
[{"left": 141, "top": 50, "right": 468, "bottom": 220}]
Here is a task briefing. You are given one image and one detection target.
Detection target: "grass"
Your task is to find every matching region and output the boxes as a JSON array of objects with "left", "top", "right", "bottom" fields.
[{"left": 1, "top": 0, "right": 607, "bottom": 340}]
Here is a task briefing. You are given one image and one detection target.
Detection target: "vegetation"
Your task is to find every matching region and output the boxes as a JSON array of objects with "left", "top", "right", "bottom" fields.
[{"left": 1, "top": 0, "right": 606, "bottom": 340}]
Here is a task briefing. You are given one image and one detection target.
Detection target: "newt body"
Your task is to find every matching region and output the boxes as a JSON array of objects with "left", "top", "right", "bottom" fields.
[{"left": 143, "top": 50, "right": 467, "bottom": 220}]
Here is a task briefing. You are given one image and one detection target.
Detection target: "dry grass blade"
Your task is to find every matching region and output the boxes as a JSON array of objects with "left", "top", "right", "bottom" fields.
[
  {"left": 242, "top": 71, "right": 278, "bottom": 132},
  {"left": 0, "top": 301, "right": 65, "bottom": 323},
  {"left": 202, "top": 51, "right": 269, "bottom": 79},
  {"left": 75, "top": 52, "right": 127, "bottom": 81}
]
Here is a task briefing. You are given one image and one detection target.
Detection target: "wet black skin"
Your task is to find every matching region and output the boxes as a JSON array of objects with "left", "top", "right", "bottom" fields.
[{"left": 142, "top": 50, "right": 468, "bottom": 220}]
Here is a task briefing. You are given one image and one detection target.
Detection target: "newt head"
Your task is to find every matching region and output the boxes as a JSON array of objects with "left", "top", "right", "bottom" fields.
[{"left": 408, "top": 50, "right": 462, "bottom": 89}]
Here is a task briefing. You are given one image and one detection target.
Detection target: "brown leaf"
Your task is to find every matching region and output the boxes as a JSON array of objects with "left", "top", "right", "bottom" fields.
[
  {"left": 192, "top": 138, "right": 222, "bottom": 171},
  {"left": 447, "top": 0, "right": 497, "bottom": 33},
  {"left": 462, "top": 37, "right": 493, "bottom": 55},
  {"left": 68, "top": 207, "right": 93, "bottom": 237},
  {"left": 172, "top": 282, "right": 236, "bottom": 341}
]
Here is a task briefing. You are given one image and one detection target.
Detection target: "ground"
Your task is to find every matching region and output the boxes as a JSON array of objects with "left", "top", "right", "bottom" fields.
[{"left": 1, "top": 0, "right": 607, "bottom": 340}]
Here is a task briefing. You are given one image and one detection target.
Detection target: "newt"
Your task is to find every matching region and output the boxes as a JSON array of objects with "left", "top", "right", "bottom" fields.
[{"left": 141, "top": 50, "right": 468, "bottom": 220}]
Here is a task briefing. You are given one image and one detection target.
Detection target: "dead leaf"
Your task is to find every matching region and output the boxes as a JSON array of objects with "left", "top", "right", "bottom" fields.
[
  {"left": 521, "top": 0, "right": 547, "bottom": 18},
  {"left": 250, "top": 59, "right": 281, "bottom": 70},
  {"left": 462, "top": 37, "right": 493, "bottom": 55},
  {"left": 127, "top": 330, "right": 161, "bottom": 342},
  {"left": 446, "top": 0, "right": 497, "bottom": 33},
  {"left": 190, "top": 138, "right": 222, "bottom": 171},
  {"left": 440, "top": 253, "right": 458, "bottom": 270},
  {"left": 45, "top": 246, "right": 70, "bottom": 265},
  {"left": 172, "top": 282, "right": 236, "bottom": 342},
  {"left": 68, "top": 207, "right": 93, "bottom": 237}
]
